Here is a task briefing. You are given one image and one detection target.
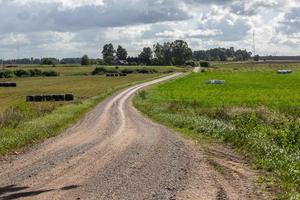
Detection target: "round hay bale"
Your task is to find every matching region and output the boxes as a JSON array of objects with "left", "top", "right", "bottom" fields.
[
  {"left": 34, "top": 95, "right": 43, "bottom": 102},
  {"left": 65, "top": 94, "right": 74, "bottom": 101},
  {"left": 207, "top": 80, "right": 225, "bottom": 84},
  {"left": 26, "top": 96, "right": 34, "bottom": 102}
]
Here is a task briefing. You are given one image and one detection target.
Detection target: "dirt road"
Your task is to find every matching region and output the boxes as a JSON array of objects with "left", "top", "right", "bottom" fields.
[{"left": 0, "top": 74, "right": 267, "bottom": 200}]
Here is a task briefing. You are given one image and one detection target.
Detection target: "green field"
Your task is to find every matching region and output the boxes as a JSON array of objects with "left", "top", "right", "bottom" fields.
[
  {"left": 134, "top": 64, "right": 300, "bottom": 199},
  {"left": 0, "top": 73, "right": 163, "bottom": 155}
]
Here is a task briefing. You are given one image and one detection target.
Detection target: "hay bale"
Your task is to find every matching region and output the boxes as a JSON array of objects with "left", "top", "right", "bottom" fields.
[
  {"left": 65, "top": 94, "right": 74, "bottom": 101},
  {"left": 277, "top": 70, "right": 292, "bottom": 74},
  {"left": 207, "top": 80, "right": 225, "bottom": 84},
  {"left": 34, "top": 95, "right": 43, "bottom": 102},
  {"left": 26, "top": 96, "right": 34, "bottom": 102},
  {"left": 0, "top": 82, "right": 16, "bottom": 87},
  {"left": 43, "top": 95, "right": 55, "bottom": 101}
]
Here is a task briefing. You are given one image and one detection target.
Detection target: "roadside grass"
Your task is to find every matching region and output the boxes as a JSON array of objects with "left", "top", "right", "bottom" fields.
[
  {"left": 2, "top": 65, "right": 186, "bottom": 76},
  {"left": 0, "top": 74, "right": 161, "bottom": 155},
  {"left": 133, "top": 71, "right": 300, "bottom": 199}
]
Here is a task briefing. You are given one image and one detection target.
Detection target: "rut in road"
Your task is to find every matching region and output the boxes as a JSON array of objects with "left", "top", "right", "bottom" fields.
[{"left": 0, "top": 73, "right": 268, "bottom": 200}]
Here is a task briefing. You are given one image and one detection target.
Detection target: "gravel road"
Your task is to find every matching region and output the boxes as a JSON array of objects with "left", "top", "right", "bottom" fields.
[{"left": 0, "top": 73, "right": 268, "bottom": 200}]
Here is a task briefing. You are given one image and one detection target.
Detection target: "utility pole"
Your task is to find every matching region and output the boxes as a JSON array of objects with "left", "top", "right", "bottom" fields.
[{"left": 252, "top": 31, "right": 256, "bottom": 56}]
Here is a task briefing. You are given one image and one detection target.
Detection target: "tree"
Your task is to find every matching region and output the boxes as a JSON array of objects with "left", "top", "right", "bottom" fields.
[
  {"left": 116, "top": 45, "right": 128, "bottom": 60},
  {"left": 139, "top": 47, "right": 153, "bottom": 65},
  {"left": 171, "top": 40, "right": 192, "bottom": 65},
  {"left": 163, "top": 42, "right": 173, "bottom": 65},
  {"left": 102, "top": 43, "right": 115, "bottom": 65},
  {"left": 254, "top": 55, "right": 260, "bottom": 61},
  {"left": 81, "top": 55, "right": 89, "bottom": 66},
  {"left": 153, "top": 43, "right": 164, "bottom": 65}
]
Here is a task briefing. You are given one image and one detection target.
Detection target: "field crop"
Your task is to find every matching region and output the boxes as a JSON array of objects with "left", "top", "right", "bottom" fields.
[
  {"left": 134, "top": 65, "right": 300, "bottom": 199},
  {"left": 0, "top": 74, "right": 161, "bottom": 155}
]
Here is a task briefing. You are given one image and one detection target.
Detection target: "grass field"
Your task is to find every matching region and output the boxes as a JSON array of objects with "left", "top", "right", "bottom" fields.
[
  {"left": 2, "top": 65, "right": 186, "bottom": 76},
  {"left": 134, "top": 63, "right": 300, "bottom": 199},
  {"left": 0, "top": 75, "right": 160, "bottom": 111},
  {"left": 0, "top": 73, "right": 162, "bottom": 155}
]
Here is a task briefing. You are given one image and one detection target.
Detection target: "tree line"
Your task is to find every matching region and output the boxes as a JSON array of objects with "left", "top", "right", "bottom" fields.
[
  {"left": 193, "top": 47, "right": 252, "bottom": 61},
  {"left": 1, "top": 40, "right": 254, "bottom": 66},
  {"left": 101, "top": 40, "right": 192, "bottom": 66}
]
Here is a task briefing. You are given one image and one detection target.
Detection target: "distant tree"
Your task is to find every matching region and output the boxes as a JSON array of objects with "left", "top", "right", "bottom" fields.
[
  {"left": 116, "top": 45, "right": 128, "bottom": 60},
  {"left": 81, "top": 55, "right": 90, "bottom": 65},
  {"left": 139, "top": 47, "right": 153, "bottom": 65},
  {"left": 171, "top": 40, "right": 192, "bottom": 65},
  {"left": 102, "top": 43, "right": 115, "bottom": 65},
  {"left": 153, "top": 43, "right": 164, "bottom": 65},
  {"left": 254, "top": 55, "right": 260, "bottom": 61},
  {"left": 41, "top": 58, "right": 59, "bottom": 65},
  {"left": 163, "top": 42, "right": 173, "bottom": 65}
]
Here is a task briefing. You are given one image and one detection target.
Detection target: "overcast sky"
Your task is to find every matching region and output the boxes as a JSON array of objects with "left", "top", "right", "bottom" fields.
[{"left": 0, "top": 0, "right": 299, "bottom": 58}]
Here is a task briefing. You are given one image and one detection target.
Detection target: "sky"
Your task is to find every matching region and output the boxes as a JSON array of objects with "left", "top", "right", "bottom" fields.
[{"left": 0, "top": 0, "right": 299, "bottom": 59}]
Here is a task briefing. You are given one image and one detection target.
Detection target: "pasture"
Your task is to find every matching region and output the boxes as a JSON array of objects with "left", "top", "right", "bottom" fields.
[{"left": 134, "top": 63, "right": 300, "bottom": 199}]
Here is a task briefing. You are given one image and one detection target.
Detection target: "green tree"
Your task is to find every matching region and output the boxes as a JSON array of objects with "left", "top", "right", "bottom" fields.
[
  {"left": 163, "top": 42, "right": 173, "bottom": 65},
  {"left": 139, "top": 47, "right": 153, "bottom": 65},
  {"left": 254, "top": 54, "right": 260, "bottom": 61},
  {"left": 116, "top": 45, "right": 128, "bottom": 60},
  {"left": 171, "top": 40, "right": 192, "bottom": 65},
  {"left": 102, "top": 43, "right": 115, "bottom": 65},
  {"left": 81, "top": 55, "right": 89, "bottom": 66}
]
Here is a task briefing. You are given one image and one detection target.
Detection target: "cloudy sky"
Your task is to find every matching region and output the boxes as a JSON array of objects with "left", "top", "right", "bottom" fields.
[{"left": 0, "top": 0, "right": 299, "bottom": 58}]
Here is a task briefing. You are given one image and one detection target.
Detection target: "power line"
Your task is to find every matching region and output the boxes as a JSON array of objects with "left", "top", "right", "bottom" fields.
[{"left": 252, "top": 30, "right": 256, "bottom": 56}]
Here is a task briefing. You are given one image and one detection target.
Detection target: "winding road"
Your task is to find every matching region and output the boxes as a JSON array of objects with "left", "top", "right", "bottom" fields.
[{"left": 0, "top": 73, "right": 267, "bottom": 200}]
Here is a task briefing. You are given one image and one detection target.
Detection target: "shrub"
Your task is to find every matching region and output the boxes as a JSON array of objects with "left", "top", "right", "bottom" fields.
[
  {"left": 13, "top": 69, "right": 30, "bottom": 77},
  {"left": 0, "top": 70, "right": 14, "bottom": 78},
  {"left": 29, "top": 69, "right": 43, "bottom": 77},
  {"left": 200, "top": 61, "right": 210, "bottom": 68},
  {"left": 185, "top": 60, "right": 198, "bottom": 67}
]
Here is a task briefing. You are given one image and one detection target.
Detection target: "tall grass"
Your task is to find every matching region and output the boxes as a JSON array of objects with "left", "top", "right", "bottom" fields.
[{"left": 134, "top": 71, "right": 300, "bottom": 199}]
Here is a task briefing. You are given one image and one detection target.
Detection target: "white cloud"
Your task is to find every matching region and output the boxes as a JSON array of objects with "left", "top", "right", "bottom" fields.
[{"left": 0, "top": 0, "right": 299, "bottom": 58}]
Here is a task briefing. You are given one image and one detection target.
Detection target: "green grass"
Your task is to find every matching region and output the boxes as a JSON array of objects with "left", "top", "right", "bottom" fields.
[
  {"left": 0, "top": 74, "right": 162, "bottom": 155},
  {"left": 134, "top": 69, "right": 300, "bottom": 199}
]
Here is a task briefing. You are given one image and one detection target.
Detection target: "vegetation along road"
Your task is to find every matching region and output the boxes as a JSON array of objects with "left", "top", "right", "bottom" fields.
[{"left": 0, "top": 72, "right": 269, "bottom": 200}]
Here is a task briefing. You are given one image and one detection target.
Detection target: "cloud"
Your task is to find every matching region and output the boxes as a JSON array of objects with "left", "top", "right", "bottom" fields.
[{"left": 0, "top": 0, "right": 299, "bottom": 58}]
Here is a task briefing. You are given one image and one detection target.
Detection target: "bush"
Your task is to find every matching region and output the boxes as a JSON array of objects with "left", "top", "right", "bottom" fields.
[
  {"left": 14, "top": 69, "right": 30, "bottom": 77},
  {"left": 200, "top": 61, "right": 210, "bottom": 68},
  {"left": 29, "top": 69, "right": 43, "bottom": 77},
  {"left": 185, "top": 60, "right": 198, "bottom": 67},
  {"left": 0, "top": 70, "right": 14, "bottom": 78}
]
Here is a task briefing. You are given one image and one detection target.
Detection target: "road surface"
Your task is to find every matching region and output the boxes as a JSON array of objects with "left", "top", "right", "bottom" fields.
[{"left": 0, "top": 74, "right": 267, "bottom": 200}]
